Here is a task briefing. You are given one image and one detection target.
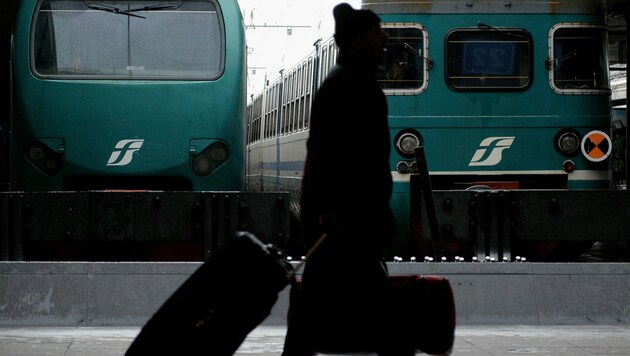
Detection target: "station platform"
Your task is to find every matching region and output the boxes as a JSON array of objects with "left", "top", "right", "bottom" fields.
[
  {"left": 3, "top": 261, "right": 630, "bottom": 326},
  {"left": 1, "top": 261, "right": 630, "bottom": 354},
  {"left": 2, "top": 324, "right": 630, "bottom": 355}
]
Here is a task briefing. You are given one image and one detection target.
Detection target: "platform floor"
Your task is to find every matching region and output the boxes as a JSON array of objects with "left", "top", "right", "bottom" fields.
[{"left": 1, "top": 324, "right": 630, "bottom": 355}]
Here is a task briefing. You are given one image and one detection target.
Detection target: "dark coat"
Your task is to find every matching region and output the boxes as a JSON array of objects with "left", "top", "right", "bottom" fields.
[
  {"left": 283, "top": 50, "right": 413, "bottom": 356},
  {"left": 299, "top": 48, "right": 394, "bottom": 249}
]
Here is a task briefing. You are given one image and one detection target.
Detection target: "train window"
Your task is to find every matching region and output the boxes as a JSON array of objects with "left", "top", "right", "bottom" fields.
[
  {"left": 247, "top": 95, "right": 262, "bottom": 144},
  {"left": 270, "top": 84, "right": 278, "bottom": 138},
  {"left": 293, "top": 68, "right": 298, "bottom": 133},
  {"left": 321, "top": 45, "right": 329, "bottom": 80},
  {"left": 329, "top": 42, "right": 337, "bottom": 71},
  {"left": 304, "top": 57, "right": 313, "bottom": 130},
  {"left": 548, "top": 25, "right": 608, "bottom": 94},
  {"left": 264, "top": 85, "right": 275, "bottom": 140},
  {"left": 445, "top": 28, "right": 532, "bottom": 91},
  {"left": 32, "top": 0, "right": 225, "bottom": 80},
  {"left": 296, "top": 65, "right": 303, "bottom": 131},
  {"left": 320, "top": 39, "right": 337, "bottom": 79},
  {"left": 282, "top": 75, "right": 289, "bottom": 135},
  {"left": 379, "top": 25, "right": 427, "bottom": 94},
  {"left": 249, "top": 97, "right": 259, "bottom": 143}
]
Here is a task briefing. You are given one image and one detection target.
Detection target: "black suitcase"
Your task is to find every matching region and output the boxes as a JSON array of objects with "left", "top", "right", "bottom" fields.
[{"left": 126, "top": 231, "right": 293, "bottom": 356}]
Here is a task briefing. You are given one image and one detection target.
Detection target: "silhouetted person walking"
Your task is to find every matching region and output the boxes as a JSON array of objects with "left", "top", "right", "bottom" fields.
[{"left": 282, "top": 3, "right": 413, "bottom": 356}]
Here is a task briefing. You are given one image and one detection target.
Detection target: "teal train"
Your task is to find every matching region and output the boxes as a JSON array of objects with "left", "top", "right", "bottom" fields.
[
  {"left": 10, "top": 0, "right": 247, "bottom": 191},
  {"left": 246, "top": 0, "right": 615, "bottom": 261}
]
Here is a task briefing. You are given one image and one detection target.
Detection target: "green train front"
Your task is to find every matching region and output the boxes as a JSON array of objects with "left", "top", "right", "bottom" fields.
[
  {"left": 363, "top": 0, "right": 613, "bottom": 258},
  {"left": 11, "top": 0, "right": 246, "bottom": 191}
]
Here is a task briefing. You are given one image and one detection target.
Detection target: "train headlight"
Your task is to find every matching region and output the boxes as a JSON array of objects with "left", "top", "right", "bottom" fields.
[
  {"left": 395, "top": 131, "right": 422, "bottom": 157},
  {"left": 25, "top": 140, "right": 63, "bottom": 175},
  {"left": 192, "top": 141, "right": 230, "bottom": 176},
  {"left": 554, "top": 129, "right": 580, "bottom": 156}
]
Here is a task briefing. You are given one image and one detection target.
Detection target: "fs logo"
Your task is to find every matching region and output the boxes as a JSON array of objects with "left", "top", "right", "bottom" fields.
[
  {"left": 468, "top": 137, "right": 515, "bottom": 166},
  {"left": 107, "top": 139, "right": 144, "bottom": 166}
]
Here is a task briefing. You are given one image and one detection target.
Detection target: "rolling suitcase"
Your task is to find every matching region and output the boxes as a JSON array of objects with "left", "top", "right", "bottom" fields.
[
  {"left": 126, "top": 231, "right": 293, "bottom": 356},
  {"left": 390, "top": 274, "right": 456, "bottom": 355},
  {"left": 287, "top": 273, "right": 456, "bottom": 355}
]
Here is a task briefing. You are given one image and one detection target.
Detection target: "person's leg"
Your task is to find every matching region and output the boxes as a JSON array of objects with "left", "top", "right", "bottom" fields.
[{"left": 282, "top": 244, "right": 334, "bottom": 356}]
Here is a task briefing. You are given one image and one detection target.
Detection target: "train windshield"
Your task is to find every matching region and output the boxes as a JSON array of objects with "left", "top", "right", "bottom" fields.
[
  {"left": 378, "top": 25, "right": 427, "bottom": 93},
  {"left": 445, "top": 28, "right": 533, "bottom": 91},
  {"left": 32, "top": 0, "right": 224, "bottom": 80},
  {"left": 549, "top": 25, "right": 608, "bottom": 93}
]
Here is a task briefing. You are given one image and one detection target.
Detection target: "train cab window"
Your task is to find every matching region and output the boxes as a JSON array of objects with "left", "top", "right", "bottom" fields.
[
  {"left": 378, "top": 25, "right": 427, "bottom": 94},
  {"left": 445, "top": 28, "right": 533, "bottom": 91},
  {"left": 548, "top": 25, "right": 608, "bottom": 94},
  {"left": 32, "top": 0, "right": 225, "bottom": 80}
]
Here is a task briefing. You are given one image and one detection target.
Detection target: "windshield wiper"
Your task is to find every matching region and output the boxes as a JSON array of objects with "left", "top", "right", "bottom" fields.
[
  {"left": 477, "top": 22, "right": 527, "bottom": 38},
  {"left": 128, "top": 1, "right": 182, "bottom": 12},
  {"left": 84, "top": 1, "right": 146, "bottom": 19},
  {"left": 403, "top": 42, "right": 433, "bottom": 69}
]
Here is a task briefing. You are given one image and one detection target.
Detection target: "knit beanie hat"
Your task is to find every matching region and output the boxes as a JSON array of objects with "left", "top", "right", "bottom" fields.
[{"left": 333, "top": 3, "right": 381, "bottom": 49}]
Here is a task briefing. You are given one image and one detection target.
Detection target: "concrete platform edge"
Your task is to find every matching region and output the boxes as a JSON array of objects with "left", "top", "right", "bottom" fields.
[{"left": 1, "top": 262, "right": 629, "bottom": 327}]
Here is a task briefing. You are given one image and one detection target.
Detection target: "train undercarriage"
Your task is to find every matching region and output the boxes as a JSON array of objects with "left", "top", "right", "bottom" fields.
[
  {"left": 410, "top": 182, "right": 630, "bottom": 262},
  {"left": 0, "top": 187, "right": 628, "bottom": 262},
  {"left": 0, "top": 191, "right": 290, "bottom": 261}
]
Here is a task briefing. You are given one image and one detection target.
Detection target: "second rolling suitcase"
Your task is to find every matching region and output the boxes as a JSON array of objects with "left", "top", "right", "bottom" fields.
[
  {"left": 390, "top": 274, "right": 456, "bottom": 355},
  {"left": 287, "top": 273, "right": 456, "bottom": 355},
  {"left": 126, "top": 231, "right": 293, "bottom": 356}
]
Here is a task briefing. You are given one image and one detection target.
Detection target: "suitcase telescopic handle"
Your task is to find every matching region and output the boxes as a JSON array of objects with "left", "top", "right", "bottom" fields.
[{"left": 289, "top": 233, "right": 328, "bottom": 277}]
